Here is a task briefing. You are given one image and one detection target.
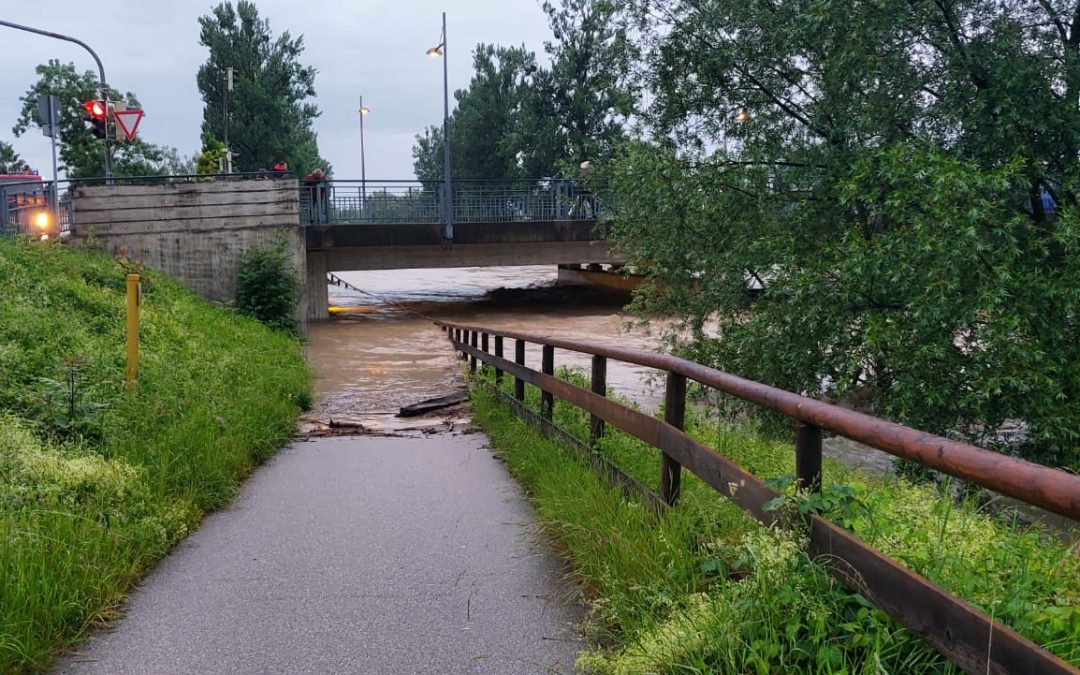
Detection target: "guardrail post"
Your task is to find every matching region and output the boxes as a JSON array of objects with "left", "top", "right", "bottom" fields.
[
  {"left": 795, "top": 422, "right": 822, "bottom": 493},
  {"left": 590, "top": 355, "right": 607, "bottom": 448},
  {"left": 469, "top": 330, "right": 478, "bottom": 373},
  {"left": 662, "top": 372, "right": 686, "bottom": 506},
  {"left": 541, "top": 344, "right": 555, "bottom": 419},
  {"left": 125, "top": 274, "right": 140, "bottom": 384},
  {"left": 494, "top": 336, "right": 504, "bottom": 385},
  {"left": 515, "top": 339, "right": 525, "bottom": 401},
  {"left": 461, "top": 330, "right": 470, "bottom": 362},
  {"left": 481, "top": 333, "right": 489, "bottom": 376}
]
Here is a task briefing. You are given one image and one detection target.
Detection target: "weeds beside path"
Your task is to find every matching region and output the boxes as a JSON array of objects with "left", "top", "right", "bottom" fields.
[
  {"left": 471, "top": 373, "right": 1080, "bottom": 673},
  {"left": 0, "top": 239, "right": 311, "bottom": 672}
]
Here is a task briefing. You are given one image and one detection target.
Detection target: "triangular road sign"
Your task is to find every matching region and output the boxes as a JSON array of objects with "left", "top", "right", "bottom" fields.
[{"left": 113, "top": 109, "right": 144, "bottom": 141}]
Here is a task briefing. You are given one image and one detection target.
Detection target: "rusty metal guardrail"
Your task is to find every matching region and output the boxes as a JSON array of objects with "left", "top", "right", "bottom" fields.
[{"left": 437, "top": 320, "right": 1080, "bottom": 675}]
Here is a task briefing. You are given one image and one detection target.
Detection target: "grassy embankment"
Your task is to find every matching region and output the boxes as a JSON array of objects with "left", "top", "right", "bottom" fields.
[
  {"left": 471, "top": 368, "right": 1080, "bottom": 673},
  {"left": 0, "top": 238, "right": 311, "bottom": 672}
]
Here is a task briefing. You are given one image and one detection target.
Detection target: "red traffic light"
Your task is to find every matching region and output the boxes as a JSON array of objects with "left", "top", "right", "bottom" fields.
[{"left": 83, "top": 100, "right": 106, "bottom": 119}]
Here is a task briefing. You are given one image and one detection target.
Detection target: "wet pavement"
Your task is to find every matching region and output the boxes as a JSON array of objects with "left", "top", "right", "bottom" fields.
[{"left": 54, "top": 436, "right": 584, "bottom": 675}]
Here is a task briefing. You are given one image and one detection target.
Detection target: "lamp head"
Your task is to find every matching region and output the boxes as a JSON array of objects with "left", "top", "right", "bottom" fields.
[
  {"left": 359, "top": 105, "right": 371, "bottom": 115},
  {"left": 426, "top": 45, "right": 444, "bottom": 57}
]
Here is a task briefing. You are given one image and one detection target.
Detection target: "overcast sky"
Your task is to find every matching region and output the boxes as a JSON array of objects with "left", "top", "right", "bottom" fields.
[{"left": 1, "top": 1, "right": 555, "bottom": 180}]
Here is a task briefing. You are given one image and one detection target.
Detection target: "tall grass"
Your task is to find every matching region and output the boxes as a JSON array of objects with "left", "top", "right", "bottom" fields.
[
  {"left": 0, "top": 238, "right": 311, "bottom": 672},
  {"left": 471, "top": 365, "right": 1080, "bottom": 673}
]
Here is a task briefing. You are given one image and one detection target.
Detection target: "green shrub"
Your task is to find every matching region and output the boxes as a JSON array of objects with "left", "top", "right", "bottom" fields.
[{"left": 234, "top": 234, "right": 300, "bottom": 335}]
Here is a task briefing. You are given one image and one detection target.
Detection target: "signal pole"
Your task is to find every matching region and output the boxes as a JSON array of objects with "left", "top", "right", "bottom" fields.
[{"left": 0, "top": 19, "right": 113, "bottom": 181}]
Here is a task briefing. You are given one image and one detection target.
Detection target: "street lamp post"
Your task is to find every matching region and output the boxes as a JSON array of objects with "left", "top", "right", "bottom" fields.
[
  {"left": 427, "top": 12, "right": 452, "bottom": 241},
  {"left": 0, "top": 19, "right": 113, "bottom": 181},
  {"left": 359, "top": 96, "right": 370, "bottom": 209},
  {"left": 224, "top": 66, "right": 234, "bottom": 173}
]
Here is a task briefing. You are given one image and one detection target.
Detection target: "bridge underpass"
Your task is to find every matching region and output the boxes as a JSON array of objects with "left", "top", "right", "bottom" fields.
[
  {"left": 54, "top": 176, "right": 616, "bottom": 322},
  {"left": 300, "top": 179, "right": 612, "bottom": 319}
]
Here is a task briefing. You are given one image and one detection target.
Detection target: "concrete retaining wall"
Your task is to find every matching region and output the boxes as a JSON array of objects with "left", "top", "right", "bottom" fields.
[{"left": 69, "top": 179, "right": 306, "bottom": 316}]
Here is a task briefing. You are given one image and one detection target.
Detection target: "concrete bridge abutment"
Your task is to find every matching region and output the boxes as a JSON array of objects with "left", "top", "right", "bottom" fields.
[
  {"left": 305, "top": 250, "right": 329, "bottom": 321},
  {"left": 66, "top": 179, "right": 619, "bottom": 324},
  {"left": 68, "top": 178, "right": 310, "bottom": 324}
]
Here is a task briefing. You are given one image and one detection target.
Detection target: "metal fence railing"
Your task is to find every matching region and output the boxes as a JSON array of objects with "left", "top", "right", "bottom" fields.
[
  {"left": 0, "top": 180, "right": 73, "bottom": 238},
  {"left": 2, "top": 175, "right": 607, "bottom": 234},
  {"left": 299, "top": 180, "right": 605, "bottom": 226},
  {"left": 440, "top": 321, "right": 1080, "bottom": 675}
]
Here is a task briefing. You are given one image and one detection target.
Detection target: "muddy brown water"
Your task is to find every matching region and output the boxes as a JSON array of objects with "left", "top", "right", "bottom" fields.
[
  {"left": 303, "top": 268, "right": 1080, "bottom": 546},
  {"left": 304, "top": 265, "right": 665, "bottom": 435},
  {"left": 302, "top": 265, "right": 898, "bottom": 477}
]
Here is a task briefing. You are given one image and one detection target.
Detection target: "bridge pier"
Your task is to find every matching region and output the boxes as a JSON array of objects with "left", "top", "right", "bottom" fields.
[
  {"left": 305, "top": 250, "right": 329, "bottom": 321},
  {"left": 556, "top": 263, "right": 639, "bottom": 294}
]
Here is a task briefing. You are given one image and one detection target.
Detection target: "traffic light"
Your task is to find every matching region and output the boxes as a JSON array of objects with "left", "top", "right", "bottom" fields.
[{"left": 82, "top": 100, "right": 107, "bottom": 139}]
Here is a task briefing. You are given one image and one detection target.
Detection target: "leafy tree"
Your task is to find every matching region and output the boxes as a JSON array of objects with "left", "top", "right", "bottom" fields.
[
  {"left": 609, "top": 0, "right": 1080, "bottom": 468},
  {"left": 413, "top": 44, "right": 543, "bottom": 182},
  {"left": 412, "top": 125, "right": 445, "bottom": 184},
  {"left": 197, "top": 1, "right": 329, "bottom": 176},
  {"left": 196, "top": 133, "right": 227, "bottom": 175},
  {"left": 538, "top": 0, "right": 637, "bottom": 166},
  {"left": 13, "top": 61, "right": 185, "bottom": 178},
  {"left": 412, "top": 0, "right": 636, "bottom": 181},
  {"left": 0, "top": 141, "right": 25, "bottom": 173}
]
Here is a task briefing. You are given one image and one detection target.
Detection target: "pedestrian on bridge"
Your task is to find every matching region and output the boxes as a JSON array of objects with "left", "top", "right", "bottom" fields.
[{"left": 303, "top": 168, "right": 330, "bottom": 224}]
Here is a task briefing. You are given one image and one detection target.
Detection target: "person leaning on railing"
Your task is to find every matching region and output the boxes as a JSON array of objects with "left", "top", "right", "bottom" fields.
[
  {"left": 303, "top": 168, "right": 330, "bottom": 224},
  {"left": 570, "top": 161, "right": 598, "bottom": 219}
]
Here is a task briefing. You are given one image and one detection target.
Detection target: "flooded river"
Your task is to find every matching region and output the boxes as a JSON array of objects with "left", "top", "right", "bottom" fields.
[
  {"left": 302, "top": 264, "right": 903, "bottom": 479},
  {"left": 304, "top": 266, "right": 664, "bottom": 434}
]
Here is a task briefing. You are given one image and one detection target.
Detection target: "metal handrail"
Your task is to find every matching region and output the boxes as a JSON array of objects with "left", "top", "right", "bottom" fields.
[
  {"left": 440, "top": 321, "right": 1080, "bottom": 522},
  {"left": 437, "top": 320, "right": 1080, "bottom": 675},
  {"left": 300, "top": 179, "right": 605, "bottom": 225}
]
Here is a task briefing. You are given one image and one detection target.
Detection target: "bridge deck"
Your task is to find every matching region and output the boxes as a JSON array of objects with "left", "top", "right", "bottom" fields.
[{"left": 55, "top": 436, "right": 583, "bottom": 674}]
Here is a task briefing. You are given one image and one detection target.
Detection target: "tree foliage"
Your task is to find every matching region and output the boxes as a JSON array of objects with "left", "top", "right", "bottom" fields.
[
  {"left": 413, "top": 44, "right": 546, "bottom": 182},
  {"left": 13, "top": 61, "right": 186, "bottom": 178},
  {"left": 539, "top": 0, "right": 637, "bottom": 165},
  {"left": 608, "top": 0, "right": 1080, "bottom": 468},
  {"left": 0, "top": 141, "right": 25, "bottom": 174},
  {"left": 412, "top": 0, "right": 636, "bottom": 181},
  {"left": 196, "top": 133, "right": 227, "bottom": 175},
  {"left": 197, "top": 1, "right": 329, "bottom": 176}
]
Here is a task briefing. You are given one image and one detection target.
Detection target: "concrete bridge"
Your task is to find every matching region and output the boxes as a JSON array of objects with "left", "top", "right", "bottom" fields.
[{"left": 56, "top": 177, "right": 616, "bottom": 320}]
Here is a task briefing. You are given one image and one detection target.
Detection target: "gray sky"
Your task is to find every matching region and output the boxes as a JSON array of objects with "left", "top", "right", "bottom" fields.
[{"left": 0, "top": 0, "right": 555, "bottom": 180}]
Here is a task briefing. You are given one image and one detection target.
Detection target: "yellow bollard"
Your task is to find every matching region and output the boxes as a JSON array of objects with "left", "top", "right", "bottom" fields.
[{"left": 125, "top": 274, "right": 140, "bottom": 384}]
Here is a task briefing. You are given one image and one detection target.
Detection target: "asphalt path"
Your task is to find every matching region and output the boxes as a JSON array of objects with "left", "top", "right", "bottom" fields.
[{"left": 54, "top": 435, "right": 583, "bottom": 674}]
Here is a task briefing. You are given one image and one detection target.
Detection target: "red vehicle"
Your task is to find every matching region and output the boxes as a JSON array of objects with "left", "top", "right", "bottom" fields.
[{"left": 0, "top": 173, "right": 54, "bottom": 237}]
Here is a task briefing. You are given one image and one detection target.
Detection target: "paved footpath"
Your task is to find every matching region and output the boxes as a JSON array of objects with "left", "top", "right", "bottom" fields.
[{"left": 54, "top": 436, "right": 583, "bottom": 674}]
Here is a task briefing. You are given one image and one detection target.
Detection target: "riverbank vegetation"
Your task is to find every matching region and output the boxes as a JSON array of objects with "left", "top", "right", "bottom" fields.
[
  {"left": 0, "top": 238, "right": 310, "bottom": 672},
  {"left": 416, "top": 0, "right": 1080, "bottom": 471},
  {"left": 603, "top": 1, "right": 1080, "bottom": 471},
  {"left": 471, "top": 374, "right": 1080, "bottom": 672}
]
